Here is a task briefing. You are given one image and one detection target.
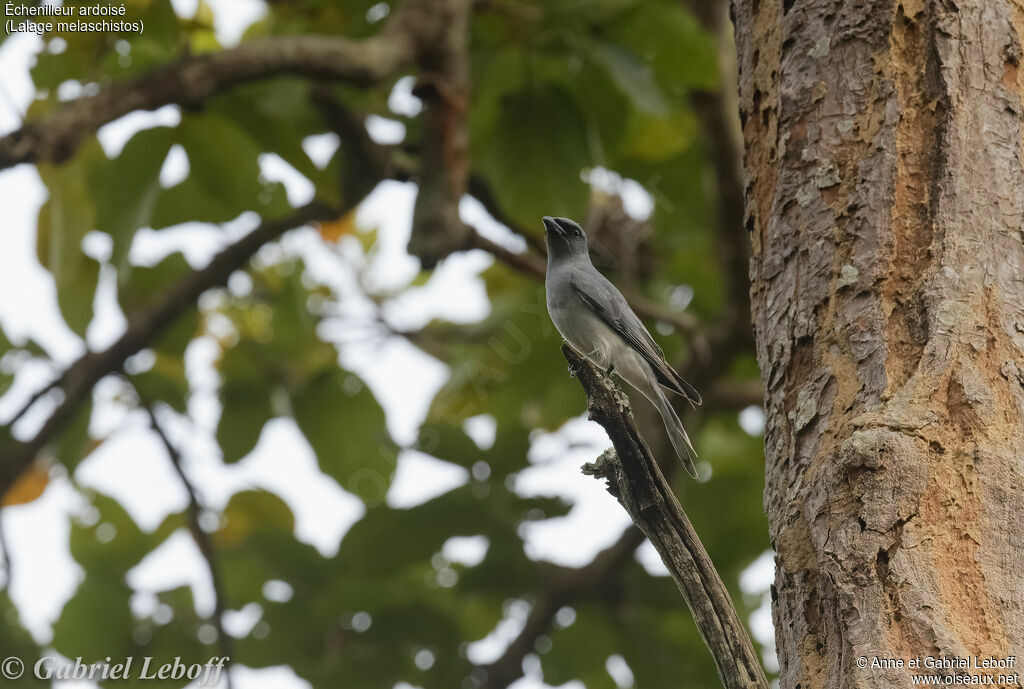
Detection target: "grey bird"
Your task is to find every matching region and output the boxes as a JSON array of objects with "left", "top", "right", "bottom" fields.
[{"left": 543, "top": 216, "right": 702, "bottom": 478}]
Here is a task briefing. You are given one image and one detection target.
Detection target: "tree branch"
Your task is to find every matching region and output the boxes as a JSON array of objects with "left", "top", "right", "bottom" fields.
[
  {"left": 466, "top": 230, "right": 546, "bottom": 279},
  {"left": 309, "top": 83, "right": 396, "bottom": 202},
  {"left": 452, "top": 7, "right": 757, "bottom": 680},
  {"left": 143, "top": 401, "right": 234, "bottom": 689},
  {"left": 408, "top": 0, "right": 473, "bottom": 268},
  {"left": 562, "top": 343, "right": 769, "bottom": 689},
  {"left": 472, "top": 323, "right": 755, "bottom": 689},
  {"left": 0, "top": 51, "right": 411, "bottom": 499},
  {"left": 0, "top": 0, "right": 453, "bottom": 172},
  {"left": 466, "top": 174, "right": 547, "bottom": 255},
  {"left": 6, "top": 375, "right": 61, "bottom": 428},
  {"left": 0, "top": 202, "right": 338, "bottom": 496}
]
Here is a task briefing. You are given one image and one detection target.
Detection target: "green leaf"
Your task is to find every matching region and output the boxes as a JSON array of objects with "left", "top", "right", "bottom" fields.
[
  {"left": 130, "top": 353, "right": 189, "bottom": 414},
  {"left": 619, "top": 107, "right": 698, "bottom": 161},
  {"left": 456, "top": 534, "right": 542, "bottom": 596},
  {"left": 0, "top": 326, "right": 13, "bottom": 396},
  {"left": 51, "top": 572, "right": 134, "bottom": 661},
  {"left": 255, "top": 263, "right": 334, "bottom": 367},
  {"left": 68, "top": 493, "right": 152, "bottom": 573},
  {"left": 217, "top": 344, "right": 276, "bottom": 464},
  {"left": 136, "top": 0, "right": 184, "bottom": 53},
  {"left": 55, "top": 492, "right": 183, "bottom": 661},
  {"left": 473, "top": 84, "right": 591, "bottom": 229},
  {"left": 612, "top": 3, "right": 719, "bottom": 93},
  {"left": 142, "top": 585, "right": 211, "bottom": 665},
  {"left": 207, "top": 79, "right": 323, "bottom": 183},
  {"left": 616, "top": 605, "right": 711, "bottom": 689},
  {"left": 152, "top": 113, "right": 289, "bottom": 227},
  {"left": 543, "top": 605, "right": 619, "bottom": 688},
  {"left": 339, "top": 485, "right": 489, "bottom": 576},
  {"left": 31, "top": 0, "right": 180, "bottom": 89},
  {"left": 90, "top": 127, "right": 175, "bottom": 268},
  {"left": 583, "top": 39, "right": 669, "bottom": 115},
  {"left": 54, "top": 400, "right": 93, "bottom": 471},
  {"left": 416, "top": 420, "right": 530, "bottom": 477},
  {"left": 36, "top": 141, "right": 104, "bottom": 336},
  {"left": 215, "top": 263, "right": 342, "bottom": 464},
  {"left": 426, "top": 266, "right": 582, "bottom": 429},
  {"left": 339, "top": 484, "right": 567, "bottom": 577},
  {"left": 212, "top": 490, "right": 328, "bottom": 605},
  {"left": 414, "top": 422, "right": 484, "bottom": 469},
  {"left": 292, "top": 369, "right": 396, "bottom": 501},
  {"left": 119, "top": 252, "right": 198, "bottom": 358},
  {"left": 0, "top": 593, "right": 48, "bottom": 687},
  {"left": 20, "top": 6, "right": 771, "bottom": 689},
  {"left": 216, "top": 489, "right": 296, "bottom": 545}
]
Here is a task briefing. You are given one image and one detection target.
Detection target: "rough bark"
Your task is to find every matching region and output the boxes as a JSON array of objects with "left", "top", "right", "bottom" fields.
[{"left": 732, "top": 0, "right": 1024, "bottom": 686}]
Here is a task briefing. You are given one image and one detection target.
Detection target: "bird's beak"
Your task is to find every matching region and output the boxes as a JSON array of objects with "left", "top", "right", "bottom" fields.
[{"left": 542, "top": 216, "right": 564, "bottom": 238}]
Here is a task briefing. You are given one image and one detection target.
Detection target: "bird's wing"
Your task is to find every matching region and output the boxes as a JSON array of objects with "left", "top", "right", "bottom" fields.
[{"left": 571, "top": 273, "right": 702, "bottom": 406}]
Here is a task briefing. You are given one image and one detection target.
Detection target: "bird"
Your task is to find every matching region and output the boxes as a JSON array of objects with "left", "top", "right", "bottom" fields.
[{"left": 542, "top": 216, "right": 702, "bottom": 478}]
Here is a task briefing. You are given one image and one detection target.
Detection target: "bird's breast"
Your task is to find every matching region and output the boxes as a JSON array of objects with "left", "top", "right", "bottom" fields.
[{"left": 547, "top": 290, "right": 615, "bottom": 358}]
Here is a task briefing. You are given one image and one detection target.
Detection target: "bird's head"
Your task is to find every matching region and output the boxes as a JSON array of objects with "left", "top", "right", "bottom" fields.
[{"left": 542, "top": 216, "right": 589, "bottom": 260}]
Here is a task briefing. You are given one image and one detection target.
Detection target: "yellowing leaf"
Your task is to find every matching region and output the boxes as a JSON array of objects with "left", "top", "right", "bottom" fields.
[
  {"left": 316, "top": 210, "right": 358, "bottom": 242},
  {"left": 195, "top": 0, "right": 215, "bottom": 26},
  {"left": 621, "top": 108, "right": 697, "bottom": 161},
  {"left": 2, "top": 463, "right": 49, "bottom": 507},
  {"left": 214, "top": 490, "right": 294, "bottom": 548},
  {"left": 214, "top": 508, "right": 251, "bottom": 548}
]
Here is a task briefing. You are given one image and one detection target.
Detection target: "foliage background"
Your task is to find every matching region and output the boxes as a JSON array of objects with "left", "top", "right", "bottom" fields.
[{"left": 0, "top": 0, "right": 772, "bottom": 687}]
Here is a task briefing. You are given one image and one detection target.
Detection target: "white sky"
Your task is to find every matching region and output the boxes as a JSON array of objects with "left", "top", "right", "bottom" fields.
[{"left": 0, "top": 4, "right": 774, "bottom": 687}]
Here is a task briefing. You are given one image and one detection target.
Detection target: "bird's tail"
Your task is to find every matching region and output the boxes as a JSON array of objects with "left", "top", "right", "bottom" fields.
[{"left": 651, "top": 383, "right": 698, "bottom": 479}]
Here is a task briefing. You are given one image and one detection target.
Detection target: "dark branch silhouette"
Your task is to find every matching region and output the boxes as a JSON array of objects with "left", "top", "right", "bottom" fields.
[{"left": 143, "top": 401, "right": 234, "bottom": 689}]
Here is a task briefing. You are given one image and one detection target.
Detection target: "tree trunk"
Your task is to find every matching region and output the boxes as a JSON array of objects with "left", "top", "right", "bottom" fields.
[{"left": 732, "top": 1, "right": 1024, "bottom": 686}]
